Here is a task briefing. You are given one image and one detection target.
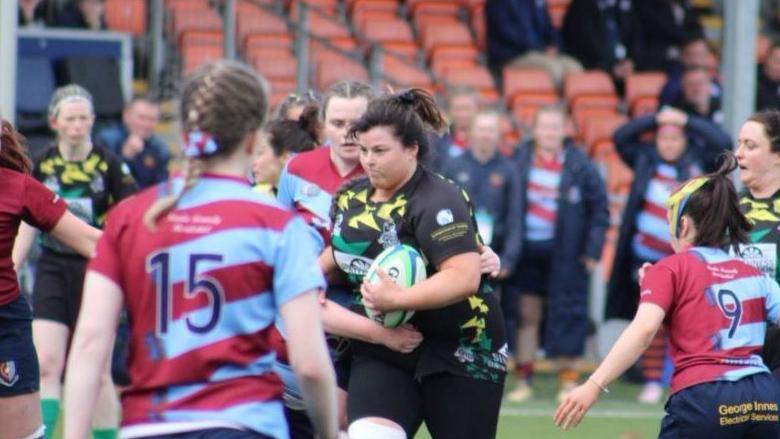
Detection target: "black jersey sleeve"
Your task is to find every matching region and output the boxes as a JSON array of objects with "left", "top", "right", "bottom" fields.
[
  {"left": 105, "top": 149, "right": 138, "bottom": 202},
  {"left": 411, "top": 177, "right": 479, "bottom": 268}
]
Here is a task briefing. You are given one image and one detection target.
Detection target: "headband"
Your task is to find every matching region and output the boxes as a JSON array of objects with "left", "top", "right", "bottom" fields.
[{"left": 666, "top": 176, "right": 709, "bottom": 238}]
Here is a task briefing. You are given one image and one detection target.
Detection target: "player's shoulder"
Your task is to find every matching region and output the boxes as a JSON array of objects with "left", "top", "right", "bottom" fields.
[
  {"left": 417, "top": 168, "right": 469, "bottom": 203},
  {"left": 286, "top": 146, "right": 330, "bottom": 176}
]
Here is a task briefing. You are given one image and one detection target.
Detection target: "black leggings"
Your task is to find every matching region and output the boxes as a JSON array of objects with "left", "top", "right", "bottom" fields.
[{"left": 347, "top": 354, "right": 505, "bottom": 439}]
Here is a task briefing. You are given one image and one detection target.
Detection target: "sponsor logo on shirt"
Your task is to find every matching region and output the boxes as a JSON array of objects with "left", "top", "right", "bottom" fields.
[{"left": 436, "top": 208, "right": 454, "bottom": 226}]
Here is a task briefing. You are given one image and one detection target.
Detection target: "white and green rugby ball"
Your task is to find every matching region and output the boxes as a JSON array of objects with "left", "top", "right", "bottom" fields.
[{"left": 364, "top": 244, "right": 427, "bottom": 328}]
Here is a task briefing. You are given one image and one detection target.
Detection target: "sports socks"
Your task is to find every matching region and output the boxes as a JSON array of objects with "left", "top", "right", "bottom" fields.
[
  {"left": 41, "top": 399, "right": 59, "bottom": 439},
  {"left": 514, "top": 362, "right": 534, "bottom": 383},
  {"left": 558, "top": 367, "right": 580, "bottom": 384}
]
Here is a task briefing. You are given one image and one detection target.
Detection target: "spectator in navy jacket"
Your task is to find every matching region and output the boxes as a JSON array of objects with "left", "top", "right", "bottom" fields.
[
  {"left": 668, "top": 65, "right": 724, "bottom": 125},
  {"left": 431, "top": 86, "right": 480, "bottom": 172},
  {"left": 659, "top": 37, "right": 721, "bottom": 105},
  {"left": 504, "top": 105, "right": 609, "bottom": 404},
  {"left": 53, "top": 0, "right": 106, "bottom": 30},
  {"left": 486, "top": 0, "right": 582, "bottom": 89},
  {"left": 96, "top": 97, "right": 170, "bottom": 188},
  {"left": 561, "top": 0, "right": 642, "bottom": 87}
]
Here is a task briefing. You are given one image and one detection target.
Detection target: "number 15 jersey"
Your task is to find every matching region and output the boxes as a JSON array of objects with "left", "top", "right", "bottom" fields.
[
  {"left": 640, "top": 246, "right": 780, "bottom": 395},
  {"left": 88, "top": 174, "right": 325, "bottom": 439}
]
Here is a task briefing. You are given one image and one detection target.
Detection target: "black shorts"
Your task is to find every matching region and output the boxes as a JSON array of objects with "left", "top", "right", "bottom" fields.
[
  {"left": 285, "top": 406, "right": 315, "bottom": 439},
  {"left": 0, "top": 294, "right": 39, "bottom": 397},
  {"left": 142, "top": 428, "right": 272, "bottom": 439},
  {"left": 32, "top": 251, "right": 87, "bottom": 328},
  {"left": 510, "top": 240, "right": 554, "bottom": 296},
  {"left": 659, "top": 373, "right": 780, "bottom": 439},
  {"left": 347, "top": 354, "right": 504, "bottom": 439}
]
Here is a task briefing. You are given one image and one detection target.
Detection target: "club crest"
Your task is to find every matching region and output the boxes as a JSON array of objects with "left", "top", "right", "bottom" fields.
[{"left": 0, "top": 361, "right": 19, "bottom": 387}]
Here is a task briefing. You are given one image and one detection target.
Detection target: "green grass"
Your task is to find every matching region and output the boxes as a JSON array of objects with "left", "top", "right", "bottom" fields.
[{"left": 415, "top": 374, "right": 664, "bottom": 439}]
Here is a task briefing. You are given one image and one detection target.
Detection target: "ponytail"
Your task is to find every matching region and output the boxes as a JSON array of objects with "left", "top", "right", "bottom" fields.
[
  {"left": 0, "top": 120, "right": 32, "bottom": 174},
  {"left": 266, "top": 104, "right": 321, "bottom": 157}
]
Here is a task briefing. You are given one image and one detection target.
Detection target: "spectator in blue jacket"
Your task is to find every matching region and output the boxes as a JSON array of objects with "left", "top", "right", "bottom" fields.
[
  {"left": 96, "top": 96, "right": 170, "bottom": 189},
  {"left": 659, "top": 37, "right": 721, "bottom": 107},
  {"left": 504, "top": 105, "right": 609, "bottom": 403},
  {"left": 485, "top": 0, "right": 582, "bottom": 89},
  {"left": 441, "top": 110, "right": 523, "bottom": 278}
]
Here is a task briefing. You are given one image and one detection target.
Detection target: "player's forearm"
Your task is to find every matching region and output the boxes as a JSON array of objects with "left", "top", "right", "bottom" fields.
[
  {"left": 297, "top": 363, "right": 339, "bottom": 439},
  {"left": 12, "top": 222, "right": 38, "bottom": 271},
  {"left": 321, "top": 299, "right": 385, "bottom": 344},
  {"left": 590, "top": 319, "right": 657, "bottom": 388},
  {"left": 395, "top": 263, "right": 480, "bottom": 311},
  {"left": 63, "top": 330, "right": 111, "bottom": 438}
]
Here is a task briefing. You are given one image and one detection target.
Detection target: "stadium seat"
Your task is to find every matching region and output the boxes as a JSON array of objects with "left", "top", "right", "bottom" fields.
[
  {"left": 470, "top": 3, "right": 486, "bottom": 50},
  {"left": 503, "top": 67, "right": 556, "bottom": 106},
  {"left": 360, "top": 17, "right": 414, "bottom": 44},
  {"left": 571, "top": 107, "right": 618, "bottom": 141},
  {"left": 182, "top": 44, "right": 224, "bottom": 76},
  {"left": 306, "top": 12, "right": 353, "bottom": 39},
  {"left": 420, "top": 21, "right": 474, "bottom": 58},
  {"left": 106, "top": 0, "right": 146, "bottom": 36},
  {"left": 172, "top": 8, "right": 223, "bottom": 44},
  {"left": 353, "top": 10, "right": 398, "bottom": 31},
  {"left": 564, "top": 70, "right": 619, "bottom": 113},
  {"left": 244, "top": 35, "right": 293, "bottom": 57},
  {"left": 411, "top": 2, "right": 461, "bottom": 29},
  {"left": 443, "top": 65, "right": 498, "bottom": 102},
  {"left": 624, "top": 72, "right": 666, "bottom": 116},
  {"left": 383, "top": 55, "right": 434, "bottom": 89},
  {"left": 316, "top": 57, "right": 369, "bottom": 90},
  {"left": 510, "top": 93, "right": 559, "bottom": 128},
  {"left": 581, "top": 114, "right": 628, "bottom": 154},
  {"left": 236, "top": 10, "right": 287, "bottom": 42},
  {"left": 253, "top": 56, "right": 297, "bottom": 81},
  {"left": 166, "top": 0, "right": 210, "bottom": 11},
  {"left": 351, "top": 0, "right": 398, "bottom": 21},
  {"left": 431, "top": 57, "right": 477, "bottom": 78}
]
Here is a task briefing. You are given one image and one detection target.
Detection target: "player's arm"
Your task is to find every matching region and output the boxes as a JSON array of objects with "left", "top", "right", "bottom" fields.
[
  {"left": 49, "top": 211, "right": 102, "bottom": 259},
  {"left": 281, "top": 291, "right": 339, "bottom": 439},
  {"left": 320, "top": 299, "right": 422, "bottom": 353},
  {"left": 12, "top": 222, "right": 39, "bottom": 271},
  {"left": 554, "top": 303, "right": 665, "bottom": 430},
  {"left": 63, "top": 271, "right": 123, "bottom": 439}
]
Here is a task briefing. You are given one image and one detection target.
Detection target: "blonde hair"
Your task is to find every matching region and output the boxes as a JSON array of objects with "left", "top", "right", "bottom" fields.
[
  {"left": 143, "top": 61, "right": 269, "bottom": 230},
  {"left": 48, "top": 84, "right": 94, "bottom": 119}
]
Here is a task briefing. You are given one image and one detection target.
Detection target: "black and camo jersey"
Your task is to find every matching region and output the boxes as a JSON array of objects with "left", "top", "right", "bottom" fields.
[
  {"left": 33, "top": 145, "right": 137, "bottom": 255},
  {"left": 737, "top": 189, "right": 780, "bottom": 281},
  {"left": 330, "top": 166, "right": 507, "bottom": 383}
]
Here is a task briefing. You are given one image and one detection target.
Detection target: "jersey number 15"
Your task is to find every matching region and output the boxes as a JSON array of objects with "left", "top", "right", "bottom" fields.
[{"left": 147, "top": 252, "right": 225, "bottom": 336}]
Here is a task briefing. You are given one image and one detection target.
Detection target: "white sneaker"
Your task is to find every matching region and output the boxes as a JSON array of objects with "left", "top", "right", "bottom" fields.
[
  {"left": 506, "top": 381, "right": 534, "bottom": 403},
  {"left": 637, "top": 381, "right": 664, "bottom": 404}
]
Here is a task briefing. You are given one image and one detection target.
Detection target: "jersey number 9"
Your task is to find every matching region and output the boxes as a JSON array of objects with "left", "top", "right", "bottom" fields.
[
  {"left": 716, "top": 289, "right": 742, "bottom": 339},
  {"left": 147, "top": 252, "right": 225, "bottom": 336}
]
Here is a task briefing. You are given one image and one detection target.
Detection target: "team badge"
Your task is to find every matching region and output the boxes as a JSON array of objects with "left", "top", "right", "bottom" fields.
[
  {"left": 302, "top": 183, "right": 320, "bottom": 197},
  {"left": 0, "top": 361, "right": 19, "bottom": 387},
  {"left": 436, "top": 209, "right": 454, "bottom": 226}
]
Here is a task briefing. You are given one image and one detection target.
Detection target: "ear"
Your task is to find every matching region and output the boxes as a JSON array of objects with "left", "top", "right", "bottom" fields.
[
  {"left": 408, "top": 142, "right": 419, "bottom": 160},
  {"left": 243, "top": 131, "right": 258, "bottom": 155},
  {"left": 679, "top": 215, "right": 695, "bottom": 242},
  {"left": 48, "top": 116, "right": 58, "bottom": 132}
]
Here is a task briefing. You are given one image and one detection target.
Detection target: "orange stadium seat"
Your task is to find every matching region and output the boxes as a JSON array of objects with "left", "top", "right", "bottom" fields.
[
  {"left": 244, "top": 35, "right": 293, "bottom": 57},
  {"left": 291, "top": 0, "right": 340, "bottom": 17},
  {"left": 269, "top": 78, "right": 297, "bottom": 106},
  {"left": 510, "top": 93, "right": 559, "bottom": 128},
  {"left": 247, "top": 47, "right": 295, "bottom": 64},
  {"left": 106, "top": 0, "right": 146, "bottom": 36},
  {"left": 182, "top": 43, "right": 224, "bottom": 76},
  {"left": 431, "top": 57, "right": 477, "bottom": 78},
  {"left": 166, "top": 0, "right": 210, "bottom": 11},
  {"left": 471, "top": 3, "right": 486, "bottom": 50},
  {"left": 353, "top": 10, "right": 398, "bottom": 31},
  {"left": 304, "top": 13, "right": 353, "bottom": 39},
  {"left": 360, "top": 18, "right": 414, "bottom": 44},
  {"left": 420, "top": 21, "right": 474, "bottom": 58},
  {"left": 237, "top": 10, "right": 287, "bottom": 46},
  {"left": 173, "top": 9, "right": 223, "bottom": 44},
  {"left": 316, "top": 58, "right": 369, "bottom": 90},
  {"left": 411, "top": 2, "right": 461, "bottom": 28},
  {"left": 581, "top": 114, "right": 628, "bottom": 154},
  {"left": 624, "top": 72, "right": 666, "bottom": 116},
  {"left": 503, "top": 67, "right": 556, "bottom": 105},
  {"left": 383, "top": 55, "right": 434, "bottom": 89},
  {"left": 444, "top": 65, "right": 498, "bottom": 102},
  {"left": 253, "top": 56, "right": 297, "bottom": 81},
  {"left": 564, "top": 70, "right": 619, "bottom": 114},
  {"left": 351, "top": 0, "right": 398, "bottom": 17}
]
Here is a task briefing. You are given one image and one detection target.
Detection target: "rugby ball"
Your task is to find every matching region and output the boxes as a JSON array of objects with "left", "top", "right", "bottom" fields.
[{"left": 364, "top": 245, "right": 427, "bottom": 328}]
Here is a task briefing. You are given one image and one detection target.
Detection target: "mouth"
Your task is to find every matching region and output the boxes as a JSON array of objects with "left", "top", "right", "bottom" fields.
[{"left": 341, "top": 142, "right": 357, "bottom": 149}]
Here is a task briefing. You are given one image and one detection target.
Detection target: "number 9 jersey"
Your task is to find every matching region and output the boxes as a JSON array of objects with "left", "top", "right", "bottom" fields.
[
  {"left": 87, "top": 174, "right": 326, "bottom": 439},
  {"left": 640, "top": 246, "right": 780, "bottom": 395}
]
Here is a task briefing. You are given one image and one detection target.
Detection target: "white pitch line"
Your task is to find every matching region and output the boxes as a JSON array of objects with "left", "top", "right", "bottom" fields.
[{"left": 500, "top": 408, "right": 663, "bottom": 419}]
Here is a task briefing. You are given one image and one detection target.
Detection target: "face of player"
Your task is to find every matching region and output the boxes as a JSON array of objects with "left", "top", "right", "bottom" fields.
[
  {"left": 736, "top": 120, "right": 780, "bottom": 193},
  {"left": 532, "top": 111, "right": 566, "bottom": 154},
  {"left": 323, "top": 96, "right": 369, "bottom": 165},
  {"left": 449, "top": 94, "right": 478, "bottom": 131},
  {"left": 124, "top": 100, "right": 160, "bottom": 140},
  {"left": 468, "top": 113, "right": 500, "bottom": 160},
  {"left": 358, "top": 125, "right": 418, "bottom": 196},
  {"left": 252, "top": 132, "right": 287, "bottom": 186},
  {"left": 50, "top": 100, "right": 95, "bottom": 148},
  {"left": 656, "top": 128, "right": 687, "bottom": 162}
]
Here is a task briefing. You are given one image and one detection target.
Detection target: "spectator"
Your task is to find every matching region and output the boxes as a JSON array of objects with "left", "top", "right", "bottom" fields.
[
  {"left": 659, "top": 37, "right": 721, "bottom": 107},
  {"left": 18, "top": 0, "right": 46, "bottom": 26},
  {"left": 605, "top": 107, "right": 730, "bottom": 404},
  {"left": 561, "top": 0, "right": 642, "bottom": 86},
  {"left": 669, "top": 65, "right": 724, "bottom": 125},
  {"left": 486, "top": 0, "right": 583, "bottom": 90},
  {"left": 53, "top": 0, "right": 106, "bottom": 31},
  {"left": 504, "top": 105, "right": 609, "bottom": 403},
  {"left": 431, "top": 86, "right": 480, "bottom": 171},
  {"left": 97, "top": 96, "right": 170, "bottom": 188},
  {"left": 757, "top": 44, "right": 780, "bottom": 111},
  {"left": 762, "top": 0, "right": 780, "bottom": 43},
  {"left": 605, "top": 107, "right": 730, "bottom": 326},
  {"left": 633, "top": 0, "right": 703, "bottom": 71}
]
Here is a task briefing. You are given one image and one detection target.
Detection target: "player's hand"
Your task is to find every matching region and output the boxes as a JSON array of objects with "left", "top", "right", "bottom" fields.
[
  {"left": 638, "top": 262, "right": 653, "bottom": 284},
  {"left": 478, "top": 244, "right": 501, "bottom": 278},
  {"left": 380, "top": 324, "right": 423, "bottom": 353},
  {"left": 553, "top": 381, "right": 600, "bottom": 430},
  {"left": 361, "top": 269, "right": 401, "bottom": 312}
]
